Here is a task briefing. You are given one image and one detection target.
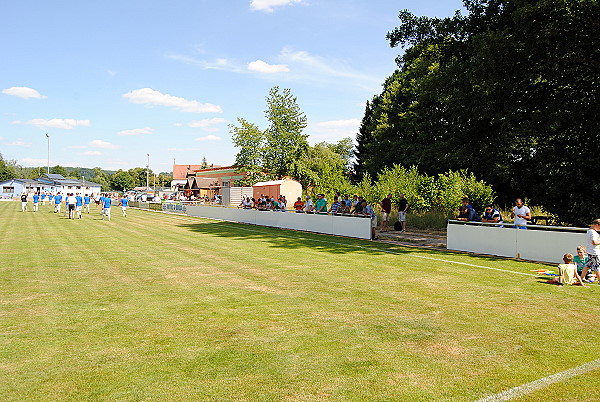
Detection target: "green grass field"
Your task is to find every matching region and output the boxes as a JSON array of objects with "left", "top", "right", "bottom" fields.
[{"left": 1, "top": 201, "right": 599, "bottom": 401}]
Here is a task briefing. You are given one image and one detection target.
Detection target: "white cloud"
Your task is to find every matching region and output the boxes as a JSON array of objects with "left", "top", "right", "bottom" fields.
[
  {"left": 316, "top": 119, "right": 361, "bottom": 129},
  {"left": 7, "top": 139, "right": 32, "bottom": 147},
  {"left": 89, "top": 139, "right": 118, "bottom": 149},
  {"left": 13, "top": 118, "right": 91, "bottom": 130},
  {"left": 0, "top": 136, "right": 4, "bottom": 141},
  {"left": 82, "top": 151, "right": 103, "bottom": 156},
  {"left": 195, "top": 135, "right": 221, "bottom": 142},
  {"left": 165, "top": 54, "right": 245, "bottom": 73},
  {"left": 2, "top": 86, "right": 47, "bottom": 99},
  {"left": 118, "top": 127, "right": 154, "bottom": 136},
  {"left": 250, "top": 0, "right": 302, "bottom": 12},
  {"left": 248, "top": 60, "right": 290, "bottom": 74},
  {"left": 308, "top": 119, "right": 361, "bottom": 143},
  {"left": 21, "top": 157, "right": 49, "bottom": 166},
  {"left": 188, "top": 118, "right": 227, "bottom": 132},
  {"left": 123, "top": 88, "right": 223, "bottom": 113}
]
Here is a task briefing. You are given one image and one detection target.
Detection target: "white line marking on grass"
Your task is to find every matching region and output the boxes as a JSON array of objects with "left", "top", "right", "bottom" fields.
[
  {"left": 475, "top": 358, "right": 600, "bottom": 401},
  {"left": 148, "top": 211, "right": 537, "bottom": 278}
]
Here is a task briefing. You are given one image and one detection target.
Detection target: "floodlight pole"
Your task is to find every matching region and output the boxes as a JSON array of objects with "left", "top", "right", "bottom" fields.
[
  {"left": 45, "top": 134, "right": 50, "bottom": 174},
  {"left": 146, "top": 153, "right": 150, "bottom": 190}
]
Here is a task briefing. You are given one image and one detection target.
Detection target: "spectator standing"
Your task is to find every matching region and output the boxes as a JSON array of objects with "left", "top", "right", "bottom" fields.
[
  {"left": 380, "top": 194, "right": 392, "bottom": 232},
  {"left": 511, "top": 198, "right": 531, "bottom": 229},
  {"left": 294, "top": 197, "right": 305, "bottom": 212},
  {"left": 456, "top": 206, "right": 482, "bottom": 222},
  {"left": 304, "top": 196, "right": 314, "bottom": 213},
  {"left": 482, "top": 204, "right": 503, "bottom": 227},
  {"left": 581, "top": 219, "right": 600, "bottom": 283},
  {"left": 329, "top": 196, "right": 342, "bottom": 214},
  {"left": 397, "top": 194, "right": 409, "bottom": 232},
  {"left": 360, "top": 200, "right": 378, "bottom": 240},
  {"left": 315, "top": 194, "right": 328, "bottom": 214}
]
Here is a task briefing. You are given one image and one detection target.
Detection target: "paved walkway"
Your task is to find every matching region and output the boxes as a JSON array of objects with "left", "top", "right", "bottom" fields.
[{"left": 377, "top": 228, "right": 447, "bottom": 249}]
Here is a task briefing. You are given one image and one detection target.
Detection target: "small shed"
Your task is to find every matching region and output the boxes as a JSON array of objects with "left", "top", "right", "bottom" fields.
[{"left": 253, "top": 179, "right": 302, "bottom": 205}]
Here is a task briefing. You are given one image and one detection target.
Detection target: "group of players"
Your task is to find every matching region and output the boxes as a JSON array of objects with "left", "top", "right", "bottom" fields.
[{"left": 19, "top": 192, "right": 129, "bottom": 221}]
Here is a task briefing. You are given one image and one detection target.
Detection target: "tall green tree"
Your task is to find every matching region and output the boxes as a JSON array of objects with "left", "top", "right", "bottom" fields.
[
  {"left": 110, "top": 170, "right": 135, "bottom": 191},
  {"left": 263, "top": 86, "right": 309, "bottom": 178},
  {"left": 230, "top": 86, "right": 308, "bottom": 184},
  {"left": 50, "top": 165, "right": 67, "bottom": 177},
  {"left": 0, "top": 154, "right": 17, "bottom": 181},
  {"left": 356, "top": 0, "right": 600, "bottom": 224}
]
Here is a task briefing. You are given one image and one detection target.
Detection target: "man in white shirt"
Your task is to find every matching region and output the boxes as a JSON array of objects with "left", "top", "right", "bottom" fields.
[
  {"left": 581, "top": 219, "right": 600, "bottom": 283},
  {"left": 510, "top": 198, "right": 531, "bottom": 229}
]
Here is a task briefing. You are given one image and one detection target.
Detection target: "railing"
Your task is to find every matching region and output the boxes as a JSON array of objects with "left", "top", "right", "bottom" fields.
[
  {"left": 447, "top": 219, "right": 587, "bottom": 263},
  {"left": 138, "top": 201, "right": 373, "bottom": 240}
]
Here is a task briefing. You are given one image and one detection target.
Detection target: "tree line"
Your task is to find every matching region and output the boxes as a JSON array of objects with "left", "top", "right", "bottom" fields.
[
  {"left": 355, "top": 0, "right": 600, "bottom": 225},
  {"left": 0, "top": 154, "right": 172, "bottom": 191}
]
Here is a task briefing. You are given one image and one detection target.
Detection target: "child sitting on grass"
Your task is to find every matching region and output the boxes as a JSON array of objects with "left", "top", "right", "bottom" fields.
[
  {"left": 549, "top": 253, "right": 587, "bottom": 287},
  {"left": 574, "top": 246, "right": 591, "bottom": 280}
]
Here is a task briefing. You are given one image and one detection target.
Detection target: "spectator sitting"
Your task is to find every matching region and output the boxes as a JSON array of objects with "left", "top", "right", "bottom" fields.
[
  {"left": 294, "top": 197, "right": 305, "bottom": 212},
  {"left": 548, "top": 253, "right": 587, "bottom": 286},
  {"left": 329, "top": 196, "right": 342, "bottom": 214},
  {"left": 482, "top": 204, "right": 504, "bottom": 227},
  {"left": 314, "top": 193, "right": 328, "bottom": 214},
  {"left": 456, "top": 205, "right": 482, "bottom": 222},
  {"left": 574, "top": 246, "right": 589, "bottom": 278}
]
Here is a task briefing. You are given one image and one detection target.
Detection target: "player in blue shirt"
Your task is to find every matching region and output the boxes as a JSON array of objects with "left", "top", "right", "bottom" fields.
[
  {"left": 54, "top": 193, "right": 63, "bottom": 213},
  {"left": 41, "top": 192, "right": 47, "bottom": 205},
  {"left": 75, "top": 193, "right": 83, "bottom": 219},
  {"left": 120, "top": 197, "right": 129, "bottom": 217},
  {"left": 33, "top": 193, "right": 40, "bottom": 212},
  {"left": 83, "top": 195, "right": 91, "bottom": 214},
  {"left": 102, "top": 195, "right": 112, "bottom": 221}
]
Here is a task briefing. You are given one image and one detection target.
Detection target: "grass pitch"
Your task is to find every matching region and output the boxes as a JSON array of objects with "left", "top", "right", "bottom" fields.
[{"left": 1, "top": 201, "right": 599, "bottom": 401}]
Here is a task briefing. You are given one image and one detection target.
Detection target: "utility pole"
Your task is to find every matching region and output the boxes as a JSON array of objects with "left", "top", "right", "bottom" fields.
[
  {"left": 146, "top": 153, "right": 150, "bottom": 190},
  {"left": 45, "top": 134, "right": 50, "bottom": 175}
]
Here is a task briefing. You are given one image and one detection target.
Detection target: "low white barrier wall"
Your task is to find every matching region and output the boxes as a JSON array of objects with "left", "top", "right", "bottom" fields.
[
  {"left": 447, "top": 221, "right": 587, "bottom": 264},
  {"left": 179, "top": 204, "right": 372, "bottom": 239}
]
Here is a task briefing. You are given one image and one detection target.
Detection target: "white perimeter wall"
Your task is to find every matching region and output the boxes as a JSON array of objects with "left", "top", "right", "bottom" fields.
[
  {"left": 183, "top": 205, "right": 372, "bottom": 239},
  {"left": 447, "top": 222, "right": 587, "bottom": 264}
]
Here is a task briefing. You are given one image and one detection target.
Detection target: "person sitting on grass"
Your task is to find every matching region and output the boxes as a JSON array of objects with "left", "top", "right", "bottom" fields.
[
  {"left": 548, "top": 253, "right": 587, "bottom": 287},
  {"left": 574, "top": 245, "right": 589, "bottom": 279}
]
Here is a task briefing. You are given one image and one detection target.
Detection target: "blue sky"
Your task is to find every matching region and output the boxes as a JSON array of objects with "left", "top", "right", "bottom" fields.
[{"left": 1, "top": 0, "right": 464, "bottom": 173}]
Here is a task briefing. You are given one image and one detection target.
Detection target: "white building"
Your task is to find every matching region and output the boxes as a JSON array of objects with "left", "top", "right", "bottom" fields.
[{"left": 0, "top": 174, "right": 102, "bottom": 198}]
